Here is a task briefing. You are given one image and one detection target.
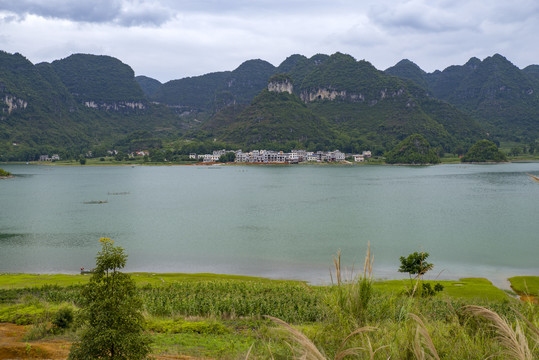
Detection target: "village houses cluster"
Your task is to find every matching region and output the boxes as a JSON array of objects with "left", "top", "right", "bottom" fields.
[{"left": 191, "top": 149, "right": 372, "bottom": 163}]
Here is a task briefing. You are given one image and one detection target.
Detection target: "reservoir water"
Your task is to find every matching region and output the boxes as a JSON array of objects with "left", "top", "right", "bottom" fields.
[{"left": 1, "top": 163, "right": 538, "bottom": 286}]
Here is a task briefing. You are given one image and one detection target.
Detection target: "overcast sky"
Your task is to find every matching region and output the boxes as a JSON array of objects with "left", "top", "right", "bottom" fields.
[{"left": 1, "top": 0, "right": 538, "bottom": 83}]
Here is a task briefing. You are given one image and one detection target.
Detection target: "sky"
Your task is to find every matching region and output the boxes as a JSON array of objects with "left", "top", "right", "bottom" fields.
[{"left": 1, "top": 0, "right": 538, "bottom": 83}]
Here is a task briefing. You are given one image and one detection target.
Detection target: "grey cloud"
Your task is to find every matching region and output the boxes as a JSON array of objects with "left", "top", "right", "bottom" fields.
[
  {"left": 116, "top": 1, "right": 173, "bottom": 26},
  {"left": 369, "top": 5, "right": 471, "bottom": 33},
  {"left": 0, "top": 0, "right": 173, "bottom": 26},
  {"left": 0, "top": 0, "right": 123, "bottom": 23}
]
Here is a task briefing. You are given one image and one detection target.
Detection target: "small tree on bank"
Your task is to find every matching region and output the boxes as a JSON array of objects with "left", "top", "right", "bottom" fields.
[
  {"left": 69, "top": 238, "right": 151, "bottom": 360},
  {"left": 399, "top": 251, "right": 433, "bottom": 281}
]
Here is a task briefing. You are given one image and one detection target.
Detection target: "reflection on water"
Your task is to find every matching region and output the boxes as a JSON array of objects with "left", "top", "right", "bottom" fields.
[{"left": 0, "top": 163, "right": 538, "bottom": 283}]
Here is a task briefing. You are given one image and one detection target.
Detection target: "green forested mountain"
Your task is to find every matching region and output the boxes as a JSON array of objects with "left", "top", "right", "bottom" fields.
[
  {"left": 201, "top": 90, "right": 336, "bottom": 150},
  {"left": 201, "top": 53, "right": 484, "bottom": 153},
  {"left": 1, "top": 49, "right": 537, "bottom": 160},
  {"left": 135, "top": 75, "right": 162, "bottom": 97},
  {"left": 386, "top": 54, "right": 539, "bottom": 142},
  {"left": 52, "top": 54, "right": 145, "bottom": 103},
  {"left": 0, "top": 51, "right": 89, "bottom": 154},
  {"left": 151, "top": 59, "right": 276, "bottom": 112},
  {"left": 0, "top": 51, "right": 182, "bottom": 160},
  {"left": 384, "top": 59, "right": 429, "bottom": 90}
]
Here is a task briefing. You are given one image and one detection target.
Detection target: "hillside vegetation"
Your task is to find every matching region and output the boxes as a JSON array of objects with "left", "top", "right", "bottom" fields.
[{"left": 1, "top": 49, "right": 538, "bottom": 160}]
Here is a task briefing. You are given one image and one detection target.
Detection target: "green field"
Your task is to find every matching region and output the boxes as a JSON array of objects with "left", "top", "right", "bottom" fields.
[
  {"left": 509, "top": 276, "right": 539, "bottom": 296},
  {"left": 1, "top": 272, "right": 537, "bottom": 359}
]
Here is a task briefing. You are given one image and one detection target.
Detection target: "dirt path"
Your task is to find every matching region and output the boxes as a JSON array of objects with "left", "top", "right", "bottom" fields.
[
  {"left": 0, "top": 323, "right": 70, "bottom": 359},
  {"left": 0, "top": 323, "right": 197, "bottom": 359}
]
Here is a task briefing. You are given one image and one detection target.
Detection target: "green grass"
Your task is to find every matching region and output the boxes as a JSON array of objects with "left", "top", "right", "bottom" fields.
[
  {"left": 373, "top": 278, "right": 510, "bottom": 301},
  {"left": 508, "top": 276, "right": 539, "bottom": 296},
  {"left": 1, "top": 273, "right": 513, "bottom": 302},
  {"left": 0, "top": 273, "right": 90, "bottom": 289},
  {"left": 151, "top": 332, "right": 256, "bottom": 359},
  {"left": 0, "top": 272, "right": 296, "bottom": 289},
  {"left": 1, "top": 273, "right": 537, "bottom": 359}
]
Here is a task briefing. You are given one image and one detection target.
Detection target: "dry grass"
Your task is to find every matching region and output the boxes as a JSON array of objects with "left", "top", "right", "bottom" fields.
[
  {"left": 363, "top": 242, "right": 374, "bottom": 281},
  {"left": 331, "top": 249, "right": 343, "bottom": 286},
  {"left": 264, "top": 315, "right": 383, "bottom": 360},
  {"left": 464, "top": 305, "right": 533, "bottom": 360},
  {"left": 409, "top": 313, "right": 440, "bottom": 360}
]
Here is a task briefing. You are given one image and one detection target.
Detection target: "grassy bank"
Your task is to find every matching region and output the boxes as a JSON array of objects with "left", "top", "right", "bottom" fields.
[{"left": 1, "top": 272, "right": 537, "bottom": 359}]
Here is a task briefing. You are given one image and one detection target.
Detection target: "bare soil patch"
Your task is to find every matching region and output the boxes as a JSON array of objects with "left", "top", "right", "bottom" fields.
[
  {"left": 0, "top": 323, "right": 70, "bottom": 359},
  {"left": 0, "top": 323, "right": 197, "bottom": 359}
]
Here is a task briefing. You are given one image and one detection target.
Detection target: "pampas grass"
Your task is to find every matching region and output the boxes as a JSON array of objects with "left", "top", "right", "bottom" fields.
[
  {"left": 464, "top": 305, "right": 533, "bottom": 360},
  {"left": 264, "top": 315, "right": 384, "bottom": 360},
  {"left": 409, "top": 313, "right": 440, "bottom": 360}
]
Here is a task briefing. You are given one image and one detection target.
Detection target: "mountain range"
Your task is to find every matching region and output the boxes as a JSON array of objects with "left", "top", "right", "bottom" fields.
[{"left": 1, "top": 50, "right": 537, "bottom": 160}]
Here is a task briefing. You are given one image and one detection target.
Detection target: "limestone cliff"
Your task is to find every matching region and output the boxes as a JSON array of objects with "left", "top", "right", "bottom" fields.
[
  {"left": 267, "top": 74, "right": 293, "bottom": 94},
  {"left": 2, "top": 95, "right": 27, "bottom": 114}
]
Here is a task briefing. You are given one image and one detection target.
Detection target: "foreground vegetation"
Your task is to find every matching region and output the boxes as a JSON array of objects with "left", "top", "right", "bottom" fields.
[{"left": 1, "top": 269, "right": 537, "bottom": 359}]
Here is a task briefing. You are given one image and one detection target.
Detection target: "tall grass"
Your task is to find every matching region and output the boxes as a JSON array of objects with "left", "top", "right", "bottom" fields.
[
  {"left": 264, "top": 315, "right": 381, "bottom": 360},
  {"left": 326, "top": 244, "right": 375, "bottom": 329},
  {"left": 464, "top": 305, "right": 533, "bottom": 360}
]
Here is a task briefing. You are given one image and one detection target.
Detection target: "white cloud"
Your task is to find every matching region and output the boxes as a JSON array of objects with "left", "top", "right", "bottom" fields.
[{"left": 0, "top": 0, "right": 537, "bottom": 81}]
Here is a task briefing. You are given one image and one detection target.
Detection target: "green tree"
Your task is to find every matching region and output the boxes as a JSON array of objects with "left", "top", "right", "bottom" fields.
[
  {"left": 510, "top": 146, "right": 522, "bottom": 156},
  {"left": 384, "top": 134, "right": 441, "bottom": 164},
  {"left": 398, "top": 251, "right": 433, "bottom": 280},
  {"left": 461, "top": 139, "right": 507, "bottom": 162},
  {"left": 218, "top": 152, "right": 236, "bottom": 163},
  {"left": 79, "top": 156, "right": 86, "bottom": 165},
  {"left": 69, "top": 238, "right": 151, "bottom": 360},
  {"left": 528, "top": 142, "right": 535, "bottom": 155}
]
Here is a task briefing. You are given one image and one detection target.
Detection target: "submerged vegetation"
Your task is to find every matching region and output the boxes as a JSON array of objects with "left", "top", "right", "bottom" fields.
[{"left": 0, "top": 243, "right": 537, "bottom": 359}]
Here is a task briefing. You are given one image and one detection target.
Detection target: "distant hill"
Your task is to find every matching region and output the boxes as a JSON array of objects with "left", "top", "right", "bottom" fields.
[
  {"left": 52, "top": 54, "right": 145, "bottom": 103},
  {"left": 151, "top": 59, "right": 276, "bottom": 112},
  {"left": 384, "top": 59, "right": 429, "bottom": 90},
  {"left": 201, "top": 89, "right": 336, "bottom": 149},
  {"left": 135, "top": 75, "right": 162, "bottom": 97},
  {"left": 0, "top": 51, "right": 182, "bottom": 160},
  {"left": 202, "top": 53, "right": 484, "bottom": 152},
  {"left": 1, "top": 49, "right": 537, "bottom": 160},
  {"left": 386, "top": 54, "right": 539, "bottom": 141}
]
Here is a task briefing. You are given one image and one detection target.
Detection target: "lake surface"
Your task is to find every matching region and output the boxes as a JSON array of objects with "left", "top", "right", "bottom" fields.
[{"left": 1, "top": 163, "right": 538, "bottom": 286}]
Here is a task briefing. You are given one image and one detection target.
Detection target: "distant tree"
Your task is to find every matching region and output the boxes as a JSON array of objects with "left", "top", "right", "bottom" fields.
[
  {"left": 218, "top": 152, "right": 236, "bottom": 163},
  {"left": 79, "top": 156, "right": 86, "bottom": 165},
  {"left": 399, "top": 251, "right": 436, "bottom": 297},
  {"left": 461, "top": 139, "right": 507, "bottom": 162},
  {"left": 385, "top": 134, "right": 440, "bottom": 164},
  {"left": 150, "top": 149, "right": 166, "bottom": 162},
  {"left": 528, "top": 142, "right": 535, "bottom": 155},
  {"left": 398, "top": 251, "right": 433, "bottom": 280},
  {"left": 0, "top": 168, "right": 12, "bottom": 177},
  {"left": 69, "top": 238, "right": 151, "bottom": 360},
  {"left": 510, "top": 147, "right": 522, "bottom": 156}
]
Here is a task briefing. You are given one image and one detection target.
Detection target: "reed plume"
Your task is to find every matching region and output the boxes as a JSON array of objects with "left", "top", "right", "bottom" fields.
[
  {"left": 464, "top": 305, "right": 532, "bottom": 360},
  {"left": 409, "top": 313, "right": 440, "bottom": 360}
]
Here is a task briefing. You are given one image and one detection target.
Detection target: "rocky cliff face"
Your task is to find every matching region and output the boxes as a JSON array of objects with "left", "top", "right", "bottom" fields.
[
  {"left": 84, "top": 101, "right": 145, "bottom": 111},
  {"left": 267, "top": 79, "right": 293, "bottom": 94},
  {"left": 2, "top": 95, "right": 27, "bottom": 114},
  {"left": 299, "top": 87, "right": 405, "bottom": 104}
]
